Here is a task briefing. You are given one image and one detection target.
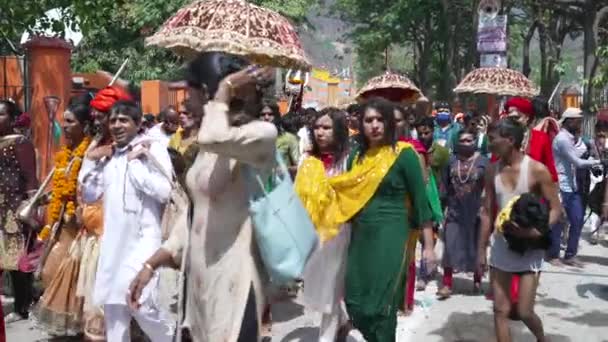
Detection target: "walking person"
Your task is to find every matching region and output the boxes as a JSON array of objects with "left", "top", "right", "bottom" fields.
[
  {"left": 433, "top": 102, "right": 459, "bottom": 150},
  {"left": 395, "top": 107, "right": 442, "bottom": 315},
  {"left": 80, "top": 100, "right": 174, "bottom": 342},
  {"left": 437, "top": 129, "right": 488, "bottom": 299},
  {"left": 76, "top": 86, "right": 132, "bottom": 341},
  {"left": 33, "top": 100, "right": 94, "bottom": 336},
  {"left": 413, "top": 117, "right": 450, "bottom": 292},
  {"left": 168, "top": 104, "right": 202, "bottom": 183},
  {"left": 0, "top": 99, "right": 38, "bottom": 323},
  {"left": 344, "top": 98, "right": 436, "bottom": 342},
  {"left": 259, "top": 100, "right": 299, "bottom": 177},
  {"left": 477, "top": 118, "right": 561, "bottom": 342},
  {"left": 549, "top": 108, "right": 601, "bottom": 267},
  {"left": 295, "top": 107, "right": 351, "bottom": 342},
  {"left": 127, "top": 52, "right": 277, "bottom": 342}
]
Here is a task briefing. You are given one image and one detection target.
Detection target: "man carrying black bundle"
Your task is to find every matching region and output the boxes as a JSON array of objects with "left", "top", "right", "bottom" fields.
[{"left": 477, "top": 118, "right": 561, "bottom": 342}]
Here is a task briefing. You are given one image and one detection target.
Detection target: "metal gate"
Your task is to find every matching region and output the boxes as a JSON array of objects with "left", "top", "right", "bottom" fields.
[{"left": 0, "top": 55, "right": 31, "bottom": 111}]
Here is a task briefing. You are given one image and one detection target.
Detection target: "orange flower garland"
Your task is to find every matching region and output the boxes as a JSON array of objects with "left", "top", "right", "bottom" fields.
[{"left": 38, "top": 136, "right": 91, "bottom": 241}]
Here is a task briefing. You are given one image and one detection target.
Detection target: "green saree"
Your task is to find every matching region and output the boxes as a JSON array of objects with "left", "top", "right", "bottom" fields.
[{"left": 345, "top": 147, "right": 432, "bottom": 342}]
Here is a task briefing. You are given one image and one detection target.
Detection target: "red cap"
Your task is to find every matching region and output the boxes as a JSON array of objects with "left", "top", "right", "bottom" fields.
[
  {"left": 90, "top": 86, "right": 132, "bottom": 113},
  {"left": 505, "top": 97, "right": 534, "bottom": 118}
]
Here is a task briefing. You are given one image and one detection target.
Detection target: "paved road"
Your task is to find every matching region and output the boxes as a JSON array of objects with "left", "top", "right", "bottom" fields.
[{"left": 7, "top": 226, "right": 608, "bottom": 341}]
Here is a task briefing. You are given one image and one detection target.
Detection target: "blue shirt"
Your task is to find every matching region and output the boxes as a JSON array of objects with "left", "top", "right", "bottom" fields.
[
  {"left": 433, "top": 123, "right": 460, "bottom": 151},
  {"left": 552, "top": 129, "right": 598, "bottom": 192}
]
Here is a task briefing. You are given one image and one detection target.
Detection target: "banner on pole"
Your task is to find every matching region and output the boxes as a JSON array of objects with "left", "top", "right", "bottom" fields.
[{"left": 477, "top": 15, "right": 508, "bottom": 53}]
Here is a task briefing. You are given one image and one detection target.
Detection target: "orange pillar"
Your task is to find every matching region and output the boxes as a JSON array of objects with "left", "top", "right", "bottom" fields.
[
  {"left": 141, "top": 80, "right": 168, "bottom": 115},
  {"left": 23, "top": 37, "right": 72, "bottom": 179}
]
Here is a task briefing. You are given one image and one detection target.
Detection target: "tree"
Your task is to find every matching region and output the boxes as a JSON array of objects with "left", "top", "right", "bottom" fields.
[
  {"left": 2, "top": 0, "right": 318, "bottom": 84},
  {"left": 533, "top": 0, "right": 608, "bottom": 109},
  {"left": 337, "top": 0, "right": 478, "bottom": 100}
]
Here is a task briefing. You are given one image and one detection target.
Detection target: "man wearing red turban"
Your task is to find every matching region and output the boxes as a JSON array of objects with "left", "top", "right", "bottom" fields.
[
  {"left": 90, "top": 86, "right": 133, "bottom": 145},
  {"left": 503, "top": 97, "right": 559, "bottom": 182}
]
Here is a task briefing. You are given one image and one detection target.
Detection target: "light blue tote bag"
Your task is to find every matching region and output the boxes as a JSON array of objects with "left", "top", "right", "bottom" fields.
[{"left": 247, "top": 151, "right": 318, "bottom": 284}]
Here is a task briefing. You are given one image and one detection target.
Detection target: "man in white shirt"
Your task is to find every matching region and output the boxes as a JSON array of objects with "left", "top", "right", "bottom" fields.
[
  {"left": 147, "top": 106, "right": 179, "bottom": 146},
  {"left": 80, "top": 100, "right": 174, "bottom": 342}
]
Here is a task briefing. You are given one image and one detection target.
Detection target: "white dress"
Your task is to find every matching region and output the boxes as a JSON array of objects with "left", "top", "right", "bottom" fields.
[
  {"left": 162, "top": 102, "right": 277, "bottom": 342},
  {"left": 299, "top": 156, "right": 350, "bottom": 342}
]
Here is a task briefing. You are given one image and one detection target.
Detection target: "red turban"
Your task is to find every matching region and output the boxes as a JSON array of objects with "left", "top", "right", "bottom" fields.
[
  {"left": 90, "top": 86, "right": 132, "bottom": 113},
  {"left": 505, "top": 97, "right": 534, "bottom": 118}
]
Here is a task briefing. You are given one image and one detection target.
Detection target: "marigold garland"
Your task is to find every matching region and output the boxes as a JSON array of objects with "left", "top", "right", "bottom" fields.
[{"left": 38, "top": 136, "right": 91, "bottom": 241}]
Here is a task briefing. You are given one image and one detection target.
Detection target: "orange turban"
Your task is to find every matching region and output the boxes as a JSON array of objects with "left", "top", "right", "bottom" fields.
[{"left": 90, "top": 86, "right": 132, "bottom": 113}]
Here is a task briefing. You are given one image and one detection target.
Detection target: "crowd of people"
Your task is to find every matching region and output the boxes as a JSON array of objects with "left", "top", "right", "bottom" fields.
[{"left": 0, "top": 50, "right": 607, "bottom": 342}]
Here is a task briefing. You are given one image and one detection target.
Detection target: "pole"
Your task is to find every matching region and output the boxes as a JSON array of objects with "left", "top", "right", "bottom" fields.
[{"left": 110, "top": 58, "right": 129, "bottom": 86}]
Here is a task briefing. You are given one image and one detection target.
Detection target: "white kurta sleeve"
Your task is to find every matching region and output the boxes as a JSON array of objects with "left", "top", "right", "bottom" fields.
[
  {"left": 127, "top": 142, "right": 173, "bottom": 203},
  {"left": 79, "top": 158, "right": 106, "bottom": 204},
  {"left": 198, "top": 101, "right": 277, "bottom": 168}
]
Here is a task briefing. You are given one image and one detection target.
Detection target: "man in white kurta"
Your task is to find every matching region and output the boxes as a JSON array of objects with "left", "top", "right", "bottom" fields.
[{"left": 80, "top": 131, "right": 174, "bottom": 342}]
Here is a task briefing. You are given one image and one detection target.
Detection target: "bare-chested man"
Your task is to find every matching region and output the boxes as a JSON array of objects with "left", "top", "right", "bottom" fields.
[{"left": 477, "top": 118, "right": 561, "bottom": 342}]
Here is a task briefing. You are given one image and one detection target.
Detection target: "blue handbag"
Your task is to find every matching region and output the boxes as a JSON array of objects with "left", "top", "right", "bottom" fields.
[{"left": 246, "top": 151, "right": 318, "bottom": 284}]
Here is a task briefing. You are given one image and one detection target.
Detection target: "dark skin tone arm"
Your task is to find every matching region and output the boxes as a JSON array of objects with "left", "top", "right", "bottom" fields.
[
  {"left": 506, "top": 161, "right": 561, "bottom": 239},
  {"left": 127, "top": 248, "right": 178, "bottom": 310},
  {"left": 477, "top": 162, "right": 496, "bottom": 274},
  {"left": 477, "top": 160, "right": 561, "bottom": 274}
]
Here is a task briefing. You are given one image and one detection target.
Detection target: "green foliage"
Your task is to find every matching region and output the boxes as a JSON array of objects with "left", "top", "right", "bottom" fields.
[
  {"left": 2, "top": 0, "right": 317, "bottom": 84},
  {"left": 338, "top": 0, "right": 478, "bottom": 99},
  {"left": 251, "top": 0, "right": 316, "bottom": 23},
  {"left": 593, "top": 45, "right": 608, "bottom": 88}
]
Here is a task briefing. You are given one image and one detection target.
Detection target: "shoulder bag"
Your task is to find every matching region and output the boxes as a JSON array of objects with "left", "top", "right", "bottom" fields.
[{"left": 246, "top": 151, "right": 318, "bottom": 284}]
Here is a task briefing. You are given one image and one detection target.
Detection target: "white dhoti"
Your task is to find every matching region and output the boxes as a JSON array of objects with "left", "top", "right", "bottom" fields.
[{"left": 302, "top": 225, "right": 351, "bottom": 342}]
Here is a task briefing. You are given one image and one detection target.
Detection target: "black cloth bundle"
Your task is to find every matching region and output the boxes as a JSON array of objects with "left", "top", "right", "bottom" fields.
[{"left": 503, "top": 193, "right": 551, "bottom": 254}]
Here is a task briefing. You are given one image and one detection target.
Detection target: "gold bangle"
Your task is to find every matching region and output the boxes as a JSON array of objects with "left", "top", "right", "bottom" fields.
[{"left": 144, "top": 262, "right": 155, "bottom": 272}]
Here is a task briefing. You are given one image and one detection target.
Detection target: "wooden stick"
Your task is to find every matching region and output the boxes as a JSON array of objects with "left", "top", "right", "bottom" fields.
[{"left": 109, "top": 58, "right": 129, "bottom": 86}]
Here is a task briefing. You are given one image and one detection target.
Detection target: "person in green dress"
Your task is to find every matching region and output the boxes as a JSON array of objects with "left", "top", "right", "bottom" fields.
[
  {"left": 259, "top": 100, "right": 299, "bottom": 177},
  {"left": 345, "top": 98, "right": 437, "bottom": 342}
]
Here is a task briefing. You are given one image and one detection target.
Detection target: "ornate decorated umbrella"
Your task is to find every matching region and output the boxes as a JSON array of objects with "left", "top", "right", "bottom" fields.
[
  {"left": 146, "top": 0, "right": 311, "bottom": 70},
  {"left": 356, "top": 72, "right": 422, "bottom": 103},
  {"left": 454, "top": 67, "right": 539, "bottom": 98}
]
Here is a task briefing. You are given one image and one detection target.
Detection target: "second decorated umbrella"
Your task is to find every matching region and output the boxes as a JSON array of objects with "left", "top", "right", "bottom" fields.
[
  {"left": 454, "top": 67, "right": 539, "bottom": 98},
  {"left": 146, "top": 0, "right": 311, "bottom": 70},
  {"left": 356, "top": 72, "right": 422, "bottom": 103}
]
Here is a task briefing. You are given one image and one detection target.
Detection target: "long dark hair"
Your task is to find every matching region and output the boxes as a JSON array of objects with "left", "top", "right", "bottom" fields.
[
  {"left": 357, "top": 97, "right": 397, "bottom": 161},
  {"left": 309, "top": 107, "right": 349, "bottom": 164},
  {"left": 186, "top": 52, "right": 249, "bottom": 96},
  {"left": 67, "top": 103, "right": 93, "bottom": 128},
  {"left": 260, "top": 100, "right": 282, "bottom": 132},
  {"left": 186, "top": 52, "right": 270, "bottom": 124},
  {"left": 532, "top": 96, "right": 550, "bottom": 119},
  {"left": 280, "top": 112, "right": 300, "bottom": 135},
  {"left": 0, "top": 99, "right": 21, "bottom": 120}
]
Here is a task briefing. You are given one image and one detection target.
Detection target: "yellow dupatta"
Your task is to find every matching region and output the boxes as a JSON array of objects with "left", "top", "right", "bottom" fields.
[{"left": 295, "top": 141, "right": 413, "bottom": 242}]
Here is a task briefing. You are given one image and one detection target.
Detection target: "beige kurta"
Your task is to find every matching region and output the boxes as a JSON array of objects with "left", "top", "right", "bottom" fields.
[{"left": 163, "top": 101, "right": 277, "bottom": 342}]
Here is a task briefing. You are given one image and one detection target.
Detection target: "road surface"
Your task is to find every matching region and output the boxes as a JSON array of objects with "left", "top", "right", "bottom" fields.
[{"left": 7, "top": 226, "right": 608, "bottom": 341}]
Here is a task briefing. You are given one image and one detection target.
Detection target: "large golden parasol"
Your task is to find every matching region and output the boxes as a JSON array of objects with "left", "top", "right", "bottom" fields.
[
  {"left": 356, "top": 72, "right": 422, "bottom": 103},
  {"left": 454, "top": 67, "right": 539, "bottom": 98},
  {"left": 146, "top": 0, "right": 311, "bottom": 70}
]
